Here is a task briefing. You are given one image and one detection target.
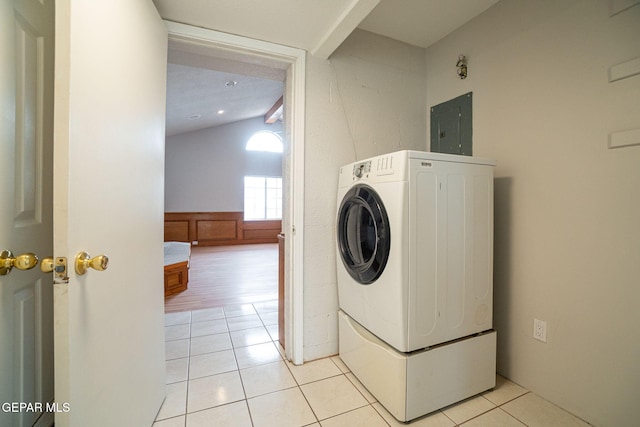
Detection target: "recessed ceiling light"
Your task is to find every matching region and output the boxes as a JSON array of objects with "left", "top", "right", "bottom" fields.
[
  {"left": 225, "top": 80, "right": 237, "bottom": 87},
  {"left": 187, "top": 114, "right": 201, "bottom": 120},
  {"left": 217, "top": 110, "right": 225, "bottom": 115}
]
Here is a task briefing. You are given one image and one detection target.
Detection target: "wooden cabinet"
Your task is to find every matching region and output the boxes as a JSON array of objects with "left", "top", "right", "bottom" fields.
[{"left": 164, "top": 261, "right": 188, "bottom": 297}]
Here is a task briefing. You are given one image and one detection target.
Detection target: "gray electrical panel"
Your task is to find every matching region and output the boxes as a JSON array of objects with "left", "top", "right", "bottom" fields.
[{"left": 430, "top": 92, "right": 472, "bottom": 156}]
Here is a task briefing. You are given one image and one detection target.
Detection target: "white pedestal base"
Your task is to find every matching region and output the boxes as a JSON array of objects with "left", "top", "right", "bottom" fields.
[{"left": 338, "top": 310, "right": 497, "bottom": 422}]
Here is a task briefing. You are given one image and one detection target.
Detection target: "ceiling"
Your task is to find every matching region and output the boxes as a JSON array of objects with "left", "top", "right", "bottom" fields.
[
  {"left": 165, "top": 63, "right": 283, "bottom": 137},
  {"left": 156, "top": 0, "right": 500, "bottom": 136}
]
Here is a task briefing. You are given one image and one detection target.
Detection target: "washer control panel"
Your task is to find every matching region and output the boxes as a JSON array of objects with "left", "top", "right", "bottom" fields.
[{"left": 353, "top": 161, "right": 371, "bottom": 179}]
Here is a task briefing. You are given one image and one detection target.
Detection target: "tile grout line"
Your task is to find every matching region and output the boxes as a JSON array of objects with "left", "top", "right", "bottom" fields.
[
  {"left": 232, "top": 306, "right": 255, "bottom": 427},
  {"left": 164, "top": 303, "right": 367, "bottom": 427},
  {"left": 172, "top": 308, "right": 375, "bottom": 426},
  {"left": 223, "top": 304, "right": 254, "bottom": 426},
  {"left": 256, "top": 302, "right": 322, "bottom": 426},
  {"left": 163, "top": 308, "right": 578, "bottom": 427},
  {"left": 494, "top": 391, "right": 532, "bottom": 427},
  {"left": 447, "top": 391, "right": 534, "bottom": 426},
  {"left": 161, "top": 304, "right": 280, "bottom": 426},
  {"left": 295, "top": 358, "right": 377, "bottom": 425},
  {"left": 239, "top": 302, "right": 270, "bottom": 427},
  {"left": 183, "top": 310, "right": 194, "bottom": 427},
  {"left": 338, "top": 358, "right": 401, "bottom": 426},
  {"left": 495, "top": 406, "right": 528, "bottom": 427},
  {"left": 340, "top": 374, "right": 394, "bottom": 426},
  {"left": 183, "top": 306, "right": 255, "bottom": 426},
  {"left": 197, "top": 302, "right": 284, "bottom": 426}
]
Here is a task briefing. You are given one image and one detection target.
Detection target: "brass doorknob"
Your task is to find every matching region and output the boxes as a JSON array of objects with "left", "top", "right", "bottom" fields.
[
  {"left": 0, "top": 250, "right": 39, "bottom": 276},
  {"left": 75, "top": 252, "right": 109, "bottom": 275},
  {"left": 41, "top": 257, "right": 55, "bottom": 273}
]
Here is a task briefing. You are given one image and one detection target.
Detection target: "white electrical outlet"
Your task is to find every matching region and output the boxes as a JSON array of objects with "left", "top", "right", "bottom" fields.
[{"left": 533, "top": 318, "right": 547, "bottom": 342}]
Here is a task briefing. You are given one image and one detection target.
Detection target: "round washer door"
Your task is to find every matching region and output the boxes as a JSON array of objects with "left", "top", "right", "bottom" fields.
[{"left": 337, "top": 184, "right": 390, "bottom": 284}]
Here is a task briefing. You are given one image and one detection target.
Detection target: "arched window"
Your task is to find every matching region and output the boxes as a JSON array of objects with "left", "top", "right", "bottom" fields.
[{"left": 245, "top": 130, "right": 283, "bottom": 153}]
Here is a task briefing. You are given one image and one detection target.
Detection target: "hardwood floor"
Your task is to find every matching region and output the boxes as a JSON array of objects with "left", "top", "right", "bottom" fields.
[{"left": 164, "top": 243, "right": 278, "bottom": 313}]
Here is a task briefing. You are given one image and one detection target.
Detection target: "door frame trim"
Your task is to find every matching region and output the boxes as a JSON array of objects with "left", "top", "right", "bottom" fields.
[{"left": 164, "top": 21, "right": 305, "bottom": 365}]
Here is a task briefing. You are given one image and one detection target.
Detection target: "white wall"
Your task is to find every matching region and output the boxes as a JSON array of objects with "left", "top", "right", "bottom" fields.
[
  {"left": 302, "top": 29, "right": 427, "bottom": 360},
  {"left": 165, "top": 116, "right": 283, "bottom": 212},
  {"left": 425, "top": 1, "right": 640, "bottom": 426}
]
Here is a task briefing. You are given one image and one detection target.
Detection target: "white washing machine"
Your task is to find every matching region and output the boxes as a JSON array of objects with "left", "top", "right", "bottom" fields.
[{"left": 336, "top": 150, "right": 497, "bottom": 421}]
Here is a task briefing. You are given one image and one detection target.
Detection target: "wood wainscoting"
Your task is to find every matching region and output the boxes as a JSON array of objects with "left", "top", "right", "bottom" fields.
[{"left": 165, "top": 212, "right": 281, "bottom": 246}]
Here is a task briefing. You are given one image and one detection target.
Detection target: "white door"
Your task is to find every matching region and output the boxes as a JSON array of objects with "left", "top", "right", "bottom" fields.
[
  {"left": 2, "top": 2, "right": 167, "bottom": 426},
  {"left": 52, "top": 1, "right": 168, "bottom": 426},
  {"left": 0, "top": 0, "right": 55, "bottom": 426}
]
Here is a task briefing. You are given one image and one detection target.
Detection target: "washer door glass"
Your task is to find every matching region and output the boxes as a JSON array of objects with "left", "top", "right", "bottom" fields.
[{"left": 337, "top": 184, "right": 390, "bottom": 284}]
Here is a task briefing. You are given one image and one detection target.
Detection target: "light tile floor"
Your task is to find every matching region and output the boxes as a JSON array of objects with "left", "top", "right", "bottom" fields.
[{"left": 155, "top": 301, "right": 591, "bottom": 427}]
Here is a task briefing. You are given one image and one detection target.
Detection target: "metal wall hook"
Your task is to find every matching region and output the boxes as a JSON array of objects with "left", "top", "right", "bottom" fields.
[{"left": 456, "top": 54, "right": 467, "bottom": 79}]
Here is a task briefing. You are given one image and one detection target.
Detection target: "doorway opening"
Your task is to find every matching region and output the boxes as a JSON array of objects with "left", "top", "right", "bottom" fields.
[{"left": 163, "top": 22, "right": 305, "bottom": 364}]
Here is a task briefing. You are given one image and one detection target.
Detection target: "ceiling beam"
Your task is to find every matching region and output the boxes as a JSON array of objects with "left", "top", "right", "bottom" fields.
[
  {"left": 311, "top": 0, "right": 381, "bottom": 60},
  {"left": 264, "top": 96, "right": 283, "bottom": 124}
]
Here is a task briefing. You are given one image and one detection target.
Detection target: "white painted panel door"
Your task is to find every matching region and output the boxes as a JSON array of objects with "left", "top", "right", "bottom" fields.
[
  {"left": 0, "top": 0, "right": 55, "bottom": 426},
  {"left": 0, "top": 0, "right": 53, "bottom": 426},
  {"left": 53, "top": 1, "right": 168, "bottom": 426}
]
